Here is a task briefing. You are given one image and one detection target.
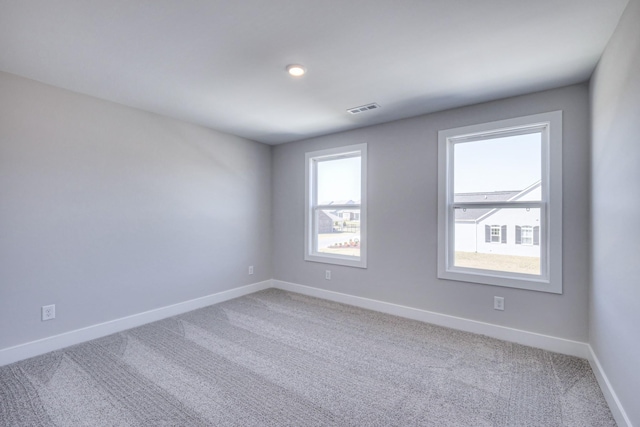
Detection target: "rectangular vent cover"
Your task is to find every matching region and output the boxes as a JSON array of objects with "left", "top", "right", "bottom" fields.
[{"left": 347, "top": 103, "right": 381, "bottom": 114}]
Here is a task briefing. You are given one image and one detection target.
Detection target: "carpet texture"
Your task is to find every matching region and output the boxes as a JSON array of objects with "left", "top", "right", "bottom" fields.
[{"left": 0, "top": 289, "right": 615, "bottom": 426}]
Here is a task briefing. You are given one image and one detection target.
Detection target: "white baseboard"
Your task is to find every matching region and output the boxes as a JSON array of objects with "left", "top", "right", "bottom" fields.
[
  {"left": 0, "top": 280, "right": 272, "bottom": 367},
  {"left": 588, "top": 346, "right": 632, "bottom": 427},
  {"left": 2, "top": 278, "right": 630, "bottom": 426},
  {"left": 272, "top": 280, "right": 590, "bottom": 359},
  {"left": 273, "top": 280, "right": 633, "bottom": 425}
]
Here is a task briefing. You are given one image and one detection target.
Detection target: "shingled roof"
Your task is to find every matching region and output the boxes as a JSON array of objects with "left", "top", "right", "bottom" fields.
[
  {"left": 454, "top": 190, "right": 520, "bottom": 221},
  {"left": 455, "top": 180, "right": 542, "bottom": 222}
]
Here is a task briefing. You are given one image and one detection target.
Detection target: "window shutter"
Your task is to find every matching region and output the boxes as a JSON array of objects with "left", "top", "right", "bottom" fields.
[
  {"left": 515, "top": 226, "right": 522, "bottom": 244},
  {"left": 485, "top": 225, "right": 490, "bottom": 242},
  {"left": 533, "top": 226, "right": 540, "bottom": 245},
  {"left": 501, "top": 225, "right": 507, "bottom": 243}
]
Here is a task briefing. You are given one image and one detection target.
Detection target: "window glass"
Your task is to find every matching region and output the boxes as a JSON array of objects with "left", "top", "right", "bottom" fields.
[
  {"left": 454, "top": 133, "right": 541, "bottom": 202},
  {"left": 317, "top": 157, "right": 361, "bottom": 203},
  {"left": 316, "top": 208, "right": 361, "bottom": 257},
  {"left": 453, "top": 208, "right": 541, "bottom": 276}
]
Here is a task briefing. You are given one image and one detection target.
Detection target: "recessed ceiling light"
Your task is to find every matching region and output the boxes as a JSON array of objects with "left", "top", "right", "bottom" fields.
[{"left": 286, "top": 64, "right": 306, "bottom": 77}]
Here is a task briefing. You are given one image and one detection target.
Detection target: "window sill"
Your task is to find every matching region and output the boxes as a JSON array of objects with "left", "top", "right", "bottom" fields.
[
  {"left": 305, "top": 253, "right": 367, "bottom": 269},
  {"left": 438, "top": 267, "right": 561, "bottom": 294}
]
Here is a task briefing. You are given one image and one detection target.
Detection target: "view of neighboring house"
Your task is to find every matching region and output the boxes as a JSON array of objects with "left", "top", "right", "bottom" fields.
[
  {"left": 318, "top": 200, "right": 361, "bottom": 233},
  {"left": 318, "top": 210, "right": 342, "bottom": 233},
  {"left": 340, "top": 209, "right": 360, "bottom": 221},
  {"left": 455, "top": 181, "right": 541, "bottom": 257},
  {"left": 316, "top": 200, "right": 362, "bottom": 256}
]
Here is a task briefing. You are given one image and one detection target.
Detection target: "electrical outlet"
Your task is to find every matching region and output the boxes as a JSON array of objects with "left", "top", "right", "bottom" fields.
[
  {"left": 325, "top": 270, "right": 331, "bottom": 280},
  {"left": 42, "top": 304, "right": 56, "bottom": 321},
  {"left": 248, "top": 265, "right": 254, "bottom": 275},
  {"left": 494, "top": 297, "right": 504, "bottom": 311}
]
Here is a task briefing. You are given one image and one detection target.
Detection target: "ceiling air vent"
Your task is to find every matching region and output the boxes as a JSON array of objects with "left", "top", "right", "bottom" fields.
[{"left": 347, "top": 103, "right": 381, "bottom": 115}]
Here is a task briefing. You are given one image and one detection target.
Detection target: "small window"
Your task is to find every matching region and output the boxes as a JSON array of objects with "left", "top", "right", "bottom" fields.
[
  {"left": 437, "top": 112, "right": 562, "bottom": 293},
  {"left": 490, "top": 225, "right": 501, "bottom": 243},
  {"left": 305, "top": 144, "right": 367, "bottom": 268},
  {"left": 516, "top": 225, "right": 540, "bottom": 246}
]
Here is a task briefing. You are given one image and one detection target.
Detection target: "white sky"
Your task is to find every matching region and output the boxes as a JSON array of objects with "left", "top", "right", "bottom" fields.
[
  {"left": 317, "top": 156, "right": 361, "bottom": 202},
  {"left": 454, "top": 133, "right": 541, "bottom": 193}
]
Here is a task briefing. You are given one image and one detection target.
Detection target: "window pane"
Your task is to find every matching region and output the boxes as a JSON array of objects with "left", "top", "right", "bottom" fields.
[
  {"left": 521, "top": 226, "right": 533, "bottom": 245},
  {"left": 453, "top": 133, "right": 541, "bottom": 202},
  {"left": 454, "top": 207, "right": 540, "bottom": 275},
  {"left": 317, "top": 156, "right": 361, "bottom": 204},
  {"left": 490, "top": 225, "right": 501, "bottom": 242},
  {"left": 315, "top": 208, "right": 361, "bottom": 257}
]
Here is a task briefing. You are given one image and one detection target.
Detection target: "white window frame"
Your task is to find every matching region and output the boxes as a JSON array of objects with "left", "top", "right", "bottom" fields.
[
  {"left": 305, "top": 144, "right": 367, "bottom": 268},
  {"left": 521, "top": 225, "right": 534, "bottom": 246},
  {"left": 437, "top": 111, "right": 562, "bottom": 294}
]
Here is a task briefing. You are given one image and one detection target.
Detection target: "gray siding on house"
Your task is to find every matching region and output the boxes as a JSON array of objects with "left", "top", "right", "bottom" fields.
[{"left": 318, "top": 211, "right": 336, "bottom": 233}]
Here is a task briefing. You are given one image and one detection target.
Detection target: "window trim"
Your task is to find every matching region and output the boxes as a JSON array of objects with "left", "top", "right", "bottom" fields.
[
  {"left": 304, "top": 143, "right": 367, "bottom": 268},
  {"left": 437, "top": 111, "right": 562, "bottom": 294}
]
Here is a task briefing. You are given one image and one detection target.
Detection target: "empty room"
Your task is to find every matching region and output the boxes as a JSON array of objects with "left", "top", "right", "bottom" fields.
[{"left": 1, "top": 1, "right": 638, "bottom": 426}]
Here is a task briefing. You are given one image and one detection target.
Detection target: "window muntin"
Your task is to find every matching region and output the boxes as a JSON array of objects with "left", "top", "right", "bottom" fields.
[
  {"left": 305, "top": 144, "right": 367, "bottom": 268},
  {"left": 438, "top": 112, "right": 562, "bottom": 293},
  {"left": 521, "top": 226, "right": 533, "bottom": 245}
]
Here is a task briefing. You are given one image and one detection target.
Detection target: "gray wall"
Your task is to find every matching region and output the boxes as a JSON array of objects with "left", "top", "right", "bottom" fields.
[
  {"left": 273, "top": 84, "right": 590, "bottom": 341},
  {"left": 590, "top": 0, "right": 640, "bottom": 424},
  {"left": 0, "top": 71, "right": 272, "bottom": 351}
]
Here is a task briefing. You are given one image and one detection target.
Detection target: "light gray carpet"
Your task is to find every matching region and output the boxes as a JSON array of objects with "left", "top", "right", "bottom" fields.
[{"left": 0, "top": 289, "right": 615, "bottom": 426}]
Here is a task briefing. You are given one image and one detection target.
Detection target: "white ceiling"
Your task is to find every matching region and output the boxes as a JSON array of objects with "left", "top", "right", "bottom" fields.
[{"left": 0, "top": 0, "right": 628, "bottom": 144}]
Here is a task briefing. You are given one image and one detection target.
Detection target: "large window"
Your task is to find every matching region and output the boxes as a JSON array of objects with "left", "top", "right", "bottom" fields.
[
  {"left": 437, "top": 112, "right": 562, "bottom": 293},
  {"left": 305, "top": 144, "right": 367, "bottom": 268}
]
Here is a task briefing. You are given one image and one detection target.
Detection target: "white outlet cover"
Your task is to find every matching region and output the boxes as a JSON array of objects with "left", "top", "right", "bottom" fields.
[
  {"left": 248, "top": 266, "right": 254, "bottom": 275},
  {"left": 42, "top": 304, "right": 56, "bottom": 321},
  {"left": 494, "top": 297, "right": 505, "bottom": 311},
  {"left": 325, "top": 270, "right": 331, "bottom": 280}
]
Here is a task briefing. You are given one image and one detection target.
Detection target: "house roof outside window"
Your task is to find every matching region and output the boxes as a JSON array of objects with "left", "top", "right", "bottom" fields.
[{"left": 455, "top": 181, "right": 541, "bottom": 222}]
